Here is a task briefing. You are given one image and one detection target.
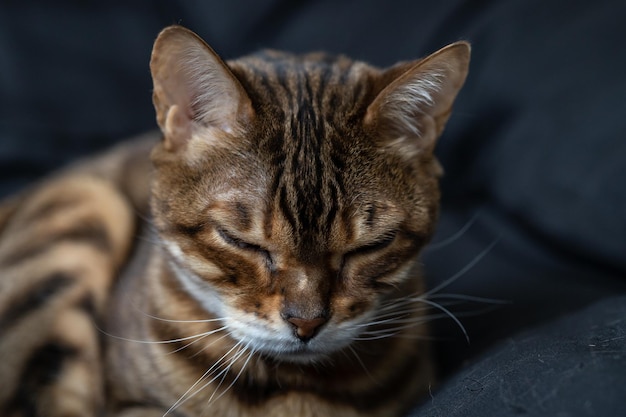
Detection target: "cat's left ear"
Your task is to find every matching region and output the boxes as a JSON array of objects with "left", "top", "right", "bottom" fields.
[
  {"left": 150, "top": 26, "right": 254, "bottom": 151},
  {"left": 365, "top": 42, "right": 470, "bottom": 157}
]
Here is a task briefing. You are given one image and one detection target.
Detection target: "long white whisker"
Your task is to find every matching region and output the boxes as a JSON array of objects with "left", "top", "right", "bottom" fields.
[
  {"left": 425, "top": 212, "right": 480, "bottom": 251},
  {"left": 169, "top": 331, "right": 214, "bottom": 354},
  {"left": 414, "top": 298, "right": 469, "bottom": 343},
  {"left": 355, "top": 331, "right": 440, "bottom": 341},
  {"left": 353, "top": 313, "right": 411, "bottom": 328},
  {"left": 376, "top": 291, "right": 508, "bottom": 324},
  {"left": 356, "top": 315, "right": 447, "bottom": 340},
  {"left": 206, "top": 344, "right": 248, "bottom": 404},
  {"left": 424, "top": 237, "right": 500, "bottom": 297},
  {"left": 347, "top": 345, "right": 377, "bottom": 383},
  {"left": 163, "top": 340, "right": 244, "bottom": 416},
  {"left": 427, "top": 293, "right": 510, "bottom": 305},
  {"left": 96, "top": 323, "right": 227, "bottom": 345},
  {"left": 128, "top": 300, "right": 226, "bottom": 324},
  {"left": 169, "top": 329, "right": 233, "bottom": 356},
  {"left": 377, "top": 298, "right": 432, "bottom": 313},
  {"left": 209, "top": 343, "right": 255, "bottom": 405},
  {"left": 142, "top": 311, "right": 226, "bottom": 324}
]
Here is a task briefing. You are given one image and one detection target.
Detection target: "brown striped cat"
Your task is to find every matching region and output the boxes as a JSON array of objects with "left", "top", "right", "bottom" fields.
[{"left": 0, "top": 26, "right": 469, "bottom": 417}]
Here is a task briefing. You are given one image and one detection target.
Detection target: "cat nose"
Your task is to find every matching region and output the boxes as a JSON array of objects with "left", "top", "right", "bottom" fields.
[{"left": 285, "top": 316, "right": 328, "bottom": 342}]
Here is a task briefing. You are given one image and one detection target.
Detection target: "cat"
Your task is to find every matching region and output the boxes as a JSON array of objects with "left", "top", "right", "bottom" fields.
[{"left": 0, "top": 25, "right": 469, "bottom": 417}]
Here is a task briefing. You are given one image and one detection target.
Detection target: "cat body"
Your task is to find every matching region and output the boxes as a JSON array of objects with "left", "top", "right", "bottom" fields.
[{"left": 0, "top": 26, "right": 469, "bottom": 417}]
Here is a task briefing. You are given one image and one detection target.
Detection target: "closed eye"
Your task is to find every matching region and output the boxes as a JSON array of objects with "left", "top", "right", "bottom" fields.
[
  {"left": 349, "top": 230, "right": 397, "bottom": 256},
  {"left": 217, "top": 227, "right": 260, "bottom": 251},
  {"left": 217, "top": 228, "right": 275, "bottom": 270}
]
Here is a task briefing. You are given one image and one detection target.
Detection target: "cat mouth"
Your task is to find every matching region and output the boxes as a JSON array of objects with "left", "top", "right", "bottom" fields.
[
  {"left": 276, "top": 347, "right": 328, "bottom": 363},
  {"left": 258, "top": 343, "right": 329, "bottom": 364}
]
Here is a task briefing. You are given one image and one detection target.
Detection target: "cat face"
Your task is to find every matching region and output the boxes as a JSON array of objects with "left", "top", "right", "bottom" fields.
[{"left": 148, "top": 26, "right": 469, "bottom": 362}]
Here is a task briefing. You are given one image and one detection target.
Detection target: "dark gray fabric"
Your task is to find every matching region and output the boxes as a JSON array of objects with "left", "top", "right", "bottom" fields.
[
  {"left": 411, "top": 296, "right": 626, "bottom": 416},
  {"left": 1, "top": 1, "right": 625, "bottom": 415}
]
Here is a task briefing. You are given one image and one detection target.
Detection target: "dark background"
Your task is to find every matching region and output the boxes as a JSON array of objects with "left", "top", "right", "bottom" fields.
[{"left": 1, "top": 1, "right": 625, "bottom": 415}]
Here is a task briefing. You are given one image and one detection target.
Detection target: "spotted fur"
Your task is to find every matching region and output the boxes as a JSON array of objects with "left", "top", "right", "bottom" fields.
[{"left": 0, "top": 26, "right": 469, "bottom": 417}]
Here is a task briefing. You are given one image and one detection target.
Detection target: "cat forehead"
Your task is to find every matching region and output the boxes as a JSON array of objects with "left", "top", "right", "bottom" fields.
[
  {"left": 210, "top": 193, "right": 402, "bottom": 233},
  {"left": 229, "top": 50, "right": 376, "bottom": 109},
  {"left": 234, "top": 49, "right": 371, "bottom": 74}
]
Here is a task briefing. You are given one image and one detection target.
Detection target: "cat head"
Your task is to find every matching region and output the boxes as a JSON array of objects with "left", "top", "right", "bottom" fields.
[{"left": 149, "top": 26, "right": 469, "bottom": 362}]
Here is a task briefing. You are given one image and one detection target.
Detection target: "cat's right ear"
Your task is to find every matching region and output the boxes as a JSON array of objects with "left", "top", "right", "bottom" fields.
[{"left": 150, "top": 26, "right": 254, "bottom": 151}]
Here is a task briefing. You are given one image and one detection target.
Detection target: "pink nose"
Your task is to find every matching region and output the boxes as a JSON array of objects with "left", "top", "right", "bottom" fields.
[{"left": 287, "top": 316, "right": 328, "bottom": 341}]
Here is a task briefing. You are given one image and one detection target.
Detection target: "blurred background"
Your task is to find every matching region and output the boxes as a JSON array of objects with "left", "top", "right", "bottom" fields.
[{"left": 1, "top": 0, "right": 625, "bottom": 401}]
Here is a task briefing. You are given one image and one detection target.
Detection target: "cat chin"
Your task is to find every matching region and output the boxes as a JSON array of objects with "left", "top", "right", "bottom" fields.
[
  {"left": 257, "top": 345, "right": 333, "bottom": 365},
  {"left": 276, "top": 351, "right": 330, "bottom": 365},
  {"left": 244, "top": 333, "right": 355, "bottom": 366}
]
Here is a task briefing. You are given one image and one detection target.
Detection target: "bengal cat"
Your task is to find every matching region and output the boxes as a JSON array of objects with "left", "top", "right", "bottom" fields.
[{"left": 0, "top": 26, "right": 469, "bottom": 417}]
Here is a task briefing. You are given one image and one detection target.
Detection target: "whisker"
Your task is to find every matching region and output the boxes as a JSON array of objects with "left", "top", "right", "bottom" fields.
[
  {"left": 376, "top": 238, "right": 500, "bottom": 316},
  {"left": 377, "top": 297, "right": 432, "bottom": 313},
  {"left": 413, "top": 298, "right": 469, "bottom": 343},
  {"left": 356, "top": 314, "right": 445, "bottom": 338},
  {"left": 206, "top": 344, "right": 248, "bottom": 404},
  {"left": 168, "top": 329, "right": 234, "bottom": 356},
  {"left": 190, "top": 331, "right": 233, "bottom": 358},
  {"left": 169, "top": 332, "right": 213, "bottom": 354},
  {"left": 371, "top": 299, "right": 470, "bottom": 338},
  {"left": 423, "top": 237, "right": 500, "bottom": 298},
  {"left": 378, "top": 294, "right": 508, "bottom": 318},
  {"left": 346, "top": 345, "right": 378, "bottom": 383},
  {"left": 355, "top": 331, "right": 442, "bottom": 341},
  {"left": 134, "top": 233, "right": 165, "bottom": 248},
  {"left": 208, "top": 342, "right": 255, "bottom": 405},
  {"left": 125, "top": 297, "right": 227, "bottom": 324},
  {"left": 134, "top": 209, "right": 160, "bottom": 229},
  {"left": 138, "top": 309, "right": 226, "bottom": 324},
  {"left": 425, "top": 211, "right": 479, "bottom": 251},
  {"left": 427, "top": 293, "right": 510, "bottom": 305},
  {"left": 359, "top": 293, "right": 508, "bottom": 342},
  {"left": 133, "top": 221, "right": 167, "bottom": 249},
  {"left": 96, "top": 323, "right": 227, "bottom": 345},
  {"left": 360, "top": 302, "right": 450, "bottom": 326},
  {"left": 353, "top": 313, "right": 411, "bottom": 329},
  {"left": 356, "top": 313, "right": 461, "bottom": 341},
  {"left": 164, "top": 340, "right": 244, "bottom": 416}
]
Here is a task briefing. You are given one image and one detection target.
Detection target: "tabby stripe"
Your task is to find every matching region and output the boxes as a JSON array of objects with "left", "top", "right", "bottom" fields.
[
  {"left": 324, "top": 181, "right": 339, "bottom": 233},
  {"left": 171, "top": 221, "right": 206, "bottom": 238},
  {"left": 233, "top": 202, "right": 252, "bottom": 231},
  {"left": 365, "top": 204, "right": 377, "bottom": 228},
  {"left": 278, "top": 185, "right": 298, "bottom": 234},
  {"left": 239, "top": 64, "right": 285, "bottom": 118},
  {"left": 272, "top": 64, "right": 295, "bottom": 104},
  {"left": 314, "top": 64, "right": 331, "bottom": 111},
  {"left": 337, "top": 61, "right": 353, "bottom": 85},
  {"left": 0, "top": 273, "right": 74, "bottom": 334},
  {"left": 16, "top": 194, "right": 82, "bottom": 226},
  {"left": 345, "top": 81, "right": 369, "bottom": 125},
  {"left": 0, "top": 219, "right": 112, "bottom": 269},
  {"left": 254, "top": 70, "right": 280, "bottom": 105},
  {"left": 329, "top": 151, "right": 347, "bottom": 193},
  {"left": 4, "top": 342, "right": 78, "bottom": 417}
]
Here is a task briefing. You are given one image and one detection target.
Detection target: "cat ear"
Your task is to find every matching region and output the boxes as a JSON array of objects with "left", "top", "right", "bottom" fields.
[
  {"left": 365, "top": 42, "right": 470, "bottom": 158},
  {"left": 150, "top": 26, "right": 254, "bottom": 151}
]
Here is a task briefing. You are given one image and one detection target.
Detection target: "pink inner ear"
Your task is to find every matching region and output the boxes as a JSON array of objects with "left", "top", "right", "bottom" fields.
[
  {"left": 163, "top": 105, "right": 192, "bottom": 151},
  {"left": 150, "top": 26, "right": 254, "bottom": 147}
]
